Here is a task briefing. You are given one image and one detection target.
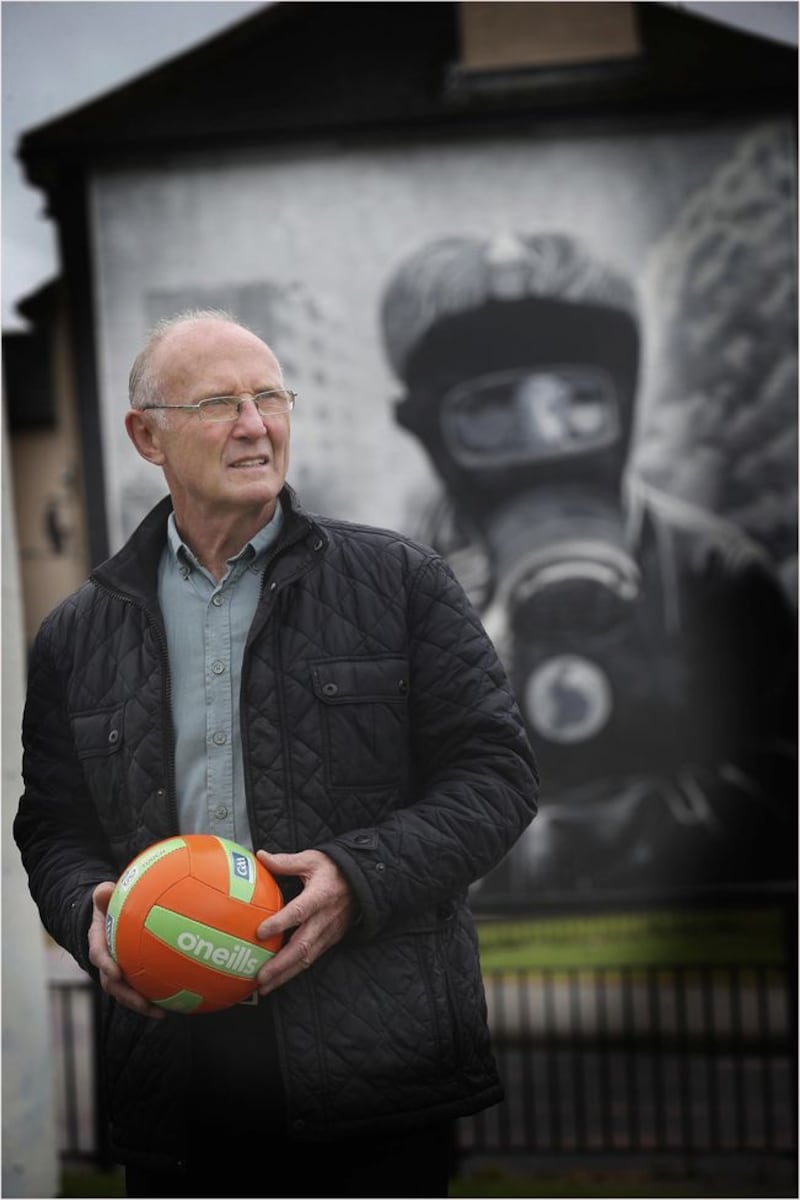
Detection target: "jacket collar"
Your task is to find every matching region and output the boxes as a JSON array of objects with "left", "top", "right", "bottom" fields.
[{"left": 91, "top": 484, "right": 319, "bottom": 606}]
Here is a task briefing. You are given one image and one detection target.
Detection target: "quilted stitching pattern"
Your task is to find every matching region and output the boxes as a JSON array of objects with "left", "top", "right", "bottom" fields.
[{"left": 15, "top": 490, "right": 538, "bottom": 1158}]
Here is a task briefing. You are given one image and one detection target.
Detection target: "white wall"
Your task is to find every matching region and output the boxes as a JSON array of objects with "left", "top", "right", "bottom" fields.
[
  {"left": 2, "top": 416, "right": 59, "bottom": 1198},
  {"left": 88, "top": 120, "right": 795, "bottom": 574}
]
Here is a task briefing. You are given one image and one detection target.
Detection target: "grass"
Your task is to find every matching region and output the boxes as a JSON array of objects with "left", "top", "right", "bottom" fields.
[
  {"left": 450, "top": 1162, "right": 798, "bottom": 1197},
  {"left": 61, "top": 1162, "right": 797, "bottom": 1199},
  {"left": 60, "top": 1167, "right": 124, "bottom": 1197}
]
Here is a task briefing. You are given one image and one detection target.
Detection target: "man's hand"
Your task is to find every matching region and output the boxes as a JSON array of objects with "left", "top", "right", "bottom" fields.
[
  {"left": 88, "top": 881, "right": 165, "bottom": 1019},
  {"left": 255, "top": 849, "right": 357, "bottom": 996}
]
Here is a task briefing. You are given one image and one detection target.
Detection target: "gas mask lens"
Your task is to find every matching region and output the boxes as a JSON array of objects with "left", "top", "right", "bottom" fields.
[{"left": 441, "top": 367, "right": 619, "bottom": 466}]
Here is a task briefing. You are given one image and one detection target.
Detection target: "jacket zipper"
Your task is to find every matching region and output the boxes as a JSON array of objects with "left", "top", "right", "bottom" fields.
[{"left": 240, "top": 522, "right": 321, "bottom": 846}]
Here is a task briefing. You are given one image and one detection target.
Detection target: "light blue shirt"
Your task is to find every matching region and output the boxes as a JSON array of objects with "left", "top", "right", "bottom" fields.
[{"left": 157, "top": 503, "right": 284, "bottom": 850}]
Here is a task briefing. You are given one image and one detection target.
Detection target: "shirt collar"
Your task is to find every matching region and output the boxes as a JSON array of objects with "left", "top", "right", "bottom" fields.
[{"left": 166, "top": 500, "right": 284, "bottom": 573}]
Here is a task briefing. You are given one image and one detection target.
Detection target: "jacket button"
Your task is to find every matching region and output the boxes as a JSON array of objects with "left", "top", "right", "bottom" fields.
[
  {"left": 375, "top": 861, "right": 386, "bottom": 873},
  {"left": 313, "top": 538, "right": 323, "bottom": 551},
  {"left": 292, "top": 1119, "right": 306, "bottom": 1132},
  {"left": 398, "top": 679, "right": 408, "bottom": 693},
  {"left": 108, "top": 729, "right": 119, "bottom": 745},
  {"left": 322, "top": 682, "right": 339, "bottom": 697}
]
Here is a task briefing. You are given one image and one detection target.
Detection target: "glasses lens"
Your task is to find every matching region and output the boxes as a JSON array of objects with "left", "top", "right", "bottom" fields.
[
  {"left": 253, "top": 390, "right": 293, "bottom": 417},
  {"left": 197, "top": 391, "right": 294, "bottom": 421},
  {"left": 198, "top": 397, "right": 241, "bottom": 422}
]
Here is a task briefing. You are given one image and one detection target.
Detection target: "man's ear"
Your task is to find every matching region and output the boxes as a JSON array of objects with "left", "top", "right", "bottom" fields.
[{"left": 125, "top": 409, "right": 166, "bottom": 465}]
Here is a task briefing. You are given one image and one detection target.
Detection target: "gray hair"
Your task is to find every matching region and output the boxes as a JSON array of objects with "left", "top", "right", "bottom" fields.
[{"left": 128, "top": 308, "right": 265, "bottom": 416}]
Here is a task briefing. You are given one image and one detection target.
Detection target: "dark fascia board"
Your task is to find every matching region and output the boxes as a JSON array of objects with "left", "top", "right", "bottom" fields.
[
  {"left": 19, "top": 2, "right": 459, "bottom": 187},
  {"left": 14, "top": 276, "right": 61, "bottom": 326},
  {"left": 19, "top": 1, "right": 798, "bottom": 192}
]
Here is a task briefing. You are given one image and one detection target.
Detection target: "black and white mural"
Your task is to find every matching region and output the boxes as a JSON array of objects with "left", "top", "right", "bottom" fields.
[{"left": 91, "top": 117, "right": 797, "bottom": 897}]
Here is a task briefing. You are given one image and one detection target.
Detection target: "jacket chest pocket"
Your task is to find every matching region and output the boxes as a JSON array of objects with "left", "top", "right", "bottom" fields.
[
  {"left": 70, "top": 702, "right": 127, "bottom": 817},
  {"left": 312, "top": 657, "right": 409, "bottom": 790},
  {"left": 71, "top": 703, "right": 126, "bottom": 760}
]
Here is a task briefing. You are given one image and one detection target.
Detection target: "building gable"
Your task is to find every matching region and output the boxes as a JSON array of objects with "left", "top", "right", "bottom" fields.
[{"left": 19, "top": 1, "right": 797, "bottom": 189}]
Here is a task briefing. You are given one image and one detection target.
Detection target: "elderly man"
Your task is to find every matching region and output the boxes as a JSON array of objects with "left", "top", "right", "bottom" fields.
[{"left": 14, "top": 311, "right": 538, "bottom": 1198}]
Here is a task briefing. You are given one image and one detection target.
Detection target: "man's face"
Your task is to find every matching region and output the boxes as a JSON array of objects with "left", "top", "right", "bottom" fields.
[{"left": 140, "top": 320, "right": 291, "bottom": 527}]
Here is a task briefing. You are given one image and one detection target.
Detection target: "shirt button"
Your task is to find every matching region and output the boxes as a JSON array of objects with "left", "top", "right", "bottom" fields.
[
  {"left": 214, "top": 805, "right": 228, "bottom": 820},
  {"left": 211, "top": 661, "right": 226, "bottom": 675},
  {"left": 211, "top": 594, "right": 224, "bottom": 607},
  {"left": 212, "top": 731, "right": 227, "bottom": 746}
]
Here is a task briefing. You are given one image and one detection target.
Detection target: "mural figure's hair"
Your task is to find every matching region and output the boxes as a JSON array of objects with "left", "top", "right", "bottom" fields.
[
  {"left": 380, "top": 231, "right": 639, "bottom": 379},
  {"left": 128, "top": 308, "right": 275, "bottom": 414}
]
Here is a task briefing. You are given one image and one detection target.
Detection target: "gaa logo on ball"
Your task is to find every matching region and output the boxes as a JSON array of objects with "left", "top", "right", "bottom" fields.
[
  {"left": 230, "top": 851, "right": 253, "bottom": 883},
  {"left": 107, "top": 834, "right": 283, "bottom": 1014}
]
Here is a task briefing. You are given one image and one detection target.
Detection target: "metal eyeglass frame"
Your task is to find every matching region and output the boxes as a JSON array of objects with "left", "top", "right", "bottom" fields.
[{"left": 140, "top": 389, "right": 297, "bottom": 422}]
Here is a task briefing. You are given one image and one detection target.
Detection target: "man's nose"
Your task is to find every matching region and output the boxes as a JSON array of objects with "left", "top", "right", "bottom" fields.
[{"left": 233, "top": 397, "right": 268, "bottom": 433}]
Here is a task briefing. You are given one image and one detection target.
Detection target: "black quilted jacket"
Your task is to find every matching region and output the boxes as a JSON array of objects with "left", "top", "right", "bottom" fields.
[{"left": 15, "top": 486, "right": 538, "bottom": 1167}]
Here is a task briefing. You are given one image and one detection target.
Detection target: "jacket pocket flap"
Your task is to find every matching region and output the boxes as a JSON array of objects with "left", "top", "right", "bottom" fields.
[
  {"left": 71, "top": 704, "right": 125, "bottom": 759},
  {"left": 311, "top": 657, "right": 408, "bottom": 704}
]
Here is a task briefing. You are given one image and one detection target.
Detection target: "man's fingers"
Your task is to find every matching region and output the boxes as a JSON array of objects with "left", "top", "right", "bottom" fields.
[
  {"left": 257, "top": 848, "right": 309, "bottom": 877},
  {"left": 253, "top": 848, "right": 356, "bottom": 994},
  {"left": 88, "top": 879, "right": 121, "bottom": 976},
  {"left": 256, "top": 892, "right": 307, "bottom": 942},
  {"left": 257, "top": 900, "right": 353, "bottom": 995},
  {"left": 91, "top": 882, "right": 165, "bottom": 1018},
  {"left": 93, "top": 879, "right": 116, "bottom": 905},
  {"left": 257, "top": 925, "right": 320, "bottom": 995}
]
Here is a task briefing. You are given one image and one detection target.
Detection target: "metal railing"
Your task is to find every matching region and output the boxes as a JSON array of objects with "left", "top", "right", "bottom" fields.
[
  {"left": 49, "top": 979, "right": 111, "bottom": 1166},
  {"left": 460, "top": 884, "right": 797, "bottom": 1164},
  {"left": 460, "top": 961, "right": 795, "bottom": 1159},
  {"left": 48, "top": 886, "right": 796, "bottom": 1168}
]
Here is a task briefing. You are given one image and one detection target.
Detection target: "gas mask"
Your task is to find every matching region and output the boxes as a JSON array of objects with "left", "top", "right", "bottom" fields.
[
  {"left": 380, "top": 232, "right": 773, "bottom": 891},
  {"left": 394, "top": 296, "right": 689, "bottom": 790}
]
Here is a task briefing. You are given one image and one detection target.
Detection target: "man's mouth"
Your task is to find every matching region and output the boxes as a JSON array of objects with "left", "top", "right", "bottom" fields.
[{"left": 230, "top": 457, "right": 269, "bottom": 469}]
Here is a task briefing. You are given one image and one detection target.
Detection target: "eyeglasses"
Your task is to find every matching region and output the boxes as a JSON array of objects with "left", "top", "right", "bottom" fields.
[{"left": 140, "top": 389, "right": 297, "bottom": 423}]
